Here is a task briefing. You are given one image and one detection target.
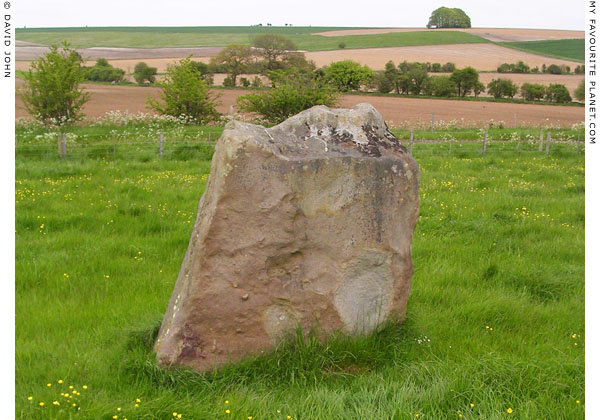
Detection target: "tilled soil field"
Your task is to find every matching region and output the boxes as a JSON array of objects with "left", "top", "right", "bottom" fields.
[
  {"left": 304, "top": 44, "right": 582, "bottom": 71},
  {"left": 314, "top": 28, "right": 585, "bottom": 42},
  {"left": 15, "top": 80, "right": 583, "bottom": 127}
]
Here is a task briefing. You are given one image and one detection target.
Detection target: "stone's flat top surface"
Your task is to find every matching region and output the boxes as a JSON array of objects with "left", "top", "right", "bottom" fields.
[{"left": 224, "top": 103, "right": 408, "bottom": 159}]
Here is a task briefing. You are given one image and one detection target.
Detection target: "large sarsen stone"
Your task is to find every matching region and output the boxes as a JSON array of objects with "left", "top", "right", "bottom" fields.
[{"left": 154, "top": 103, "right": 420, "bottom": 371}]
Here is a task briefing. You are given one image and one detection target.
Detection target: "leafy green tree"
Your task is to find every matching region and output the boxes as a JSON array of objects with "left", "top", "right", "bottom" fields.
[
  {"left": 426, "top": 75, "right": 457, "bottom": 97},
  {"left": 487, "top": 78, "right": 519, "bottom": 99},
  {"left": 324, "top": 60, "right": 374, "bottom": 92},
  {"left": 236, "top": 71, "right": 338, "bottom": 124},
  {"left": 450, "top": 66, "right": 480, "bottom": 96},
  {"left": 147, "top": 57, "right": 220, "bottom": 123},
  {"left": 20, "top": 42, "right": 90, "bottom": 126},
  {"left": 473, "top": 81, "right": 486, "bottom": 98},
  {"left": 133, "top": 62, "right": 158, "bottom": 84},
  {"left": 546, "top": 64, "right": 563, "bottom": 75},
  {"left": 545, "top": 84, "right": 572, "bottom": 103},
  {"left": 521, "top": 83, "right": 547, "bottom": 101},
  {"left": 372, "top": 71, "right": 395, "bottom": 93},
  {"left": 514, "top": 61, "right": 531, "bottom": 73},
  {"left": 574, "top": 65, "right": 585, "bottom": 75},
  {"left": 441, "top": 62, "right": 456, "bottom": 72},
  {"left": 188, "top": 60, "right": 214, "bottom": 85},
  {"left": 95, "top": 58, "right": 110, "bottom": 67},
  {"left": 252, "top": 34, "right": 298, "bottom": 70},
  {"left": 210, "top": 44, "right": 255, "bottom": 87},
  {"left": 85, "top": 58, "right": 125, "bottom": 83},
  {"left": 405, "top": 64, "right": 429, "bottom": 95},
  {"left": 383, "top": 61, "right": 400, "bottom": 93},
  {"left": 427, "top": 7, "right": 471, "bottom": 28},
  {"left": 574, "top": 80, "right": 585, "bottom": 102}
]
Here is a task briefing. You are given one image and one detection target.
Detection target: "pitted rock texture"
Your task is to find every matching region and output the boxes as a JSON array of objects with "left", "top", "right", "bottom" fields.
[{"left": 154, "top": 103, "right": 420, "bottom": 372}]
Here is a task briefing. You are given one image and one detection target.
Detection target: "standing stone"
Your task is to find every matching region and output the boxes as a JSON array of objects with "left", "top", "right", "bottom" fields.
[{"left": 154, "top": 103, "right": 420, "bottom": 372}]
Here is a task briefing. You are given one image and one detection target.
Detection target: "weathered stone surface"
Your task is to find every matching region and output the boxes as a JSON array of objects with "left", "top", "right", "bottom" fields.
[{"left": 154, "top": 103, "right": 420, "bottom": 371}]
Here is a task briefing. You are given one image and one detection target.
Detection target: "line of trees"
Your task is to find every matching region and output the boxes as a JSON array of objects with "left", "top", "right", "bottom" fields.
[{"left": 497, "top": 61, "right": 584, "bottom": 75}]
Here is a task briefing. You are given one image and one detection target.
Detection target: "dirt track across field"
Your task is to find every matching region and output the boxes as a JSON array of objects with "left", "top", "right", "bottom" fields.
[
  {"left": 15, "top": 80, "right": 583, "bottom": 127},
  {"left": 314, "top": 28, "right": 585, "bottom": 42}
]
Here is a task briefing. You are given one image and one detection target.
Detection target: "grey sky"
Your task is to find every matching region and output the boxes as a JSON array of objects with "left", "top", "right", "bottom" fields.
[{"left": 18, "top": 0, "right": 583, "bottom": 30}]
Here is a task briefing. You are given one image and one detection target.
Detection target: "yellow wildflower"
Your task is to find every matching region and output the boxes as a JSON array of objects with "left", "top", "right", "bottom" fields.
[
  {"left": 117, "top": 408, "right": 121, "bottom": 411},
  {"left": 507, "top": 408, "right": 513, "bottom": 414},
  {"left": 82, "top": 385, "right": 88, "bottom": 390},
  {"left": 46, "top": 383, "right": 52, "bottom": 387},
  {"left": 113, "top": 416, "right": 118, "bottom": 420},
  {"left": 470, "top": 403, "right": 475, "bottom": 408},
  {"left": 173, "top": 413, "right": 178, "bottom": 417},
  {"left": 57, "top": 380, "right": 63, "bottom": 384},
  {"left": 135, "top": 404, "right": 139, "bottom": 408},
  {"left": 27, "top": 396, "right": 33, "bottom": 401},
  {"left": 53, "top": 401, "right": 60, "bottom": 406},
  {"left": 69, "top": 385, "right": 73, "bottom": 389},
  {"left": 136, "top": 398, "right": 141, "bottom": 403},
  {"left": 225, "top": 400, "right": 229, "bottom": 404},
  {"left": 576, "top": 400, "right": 581, "bottom": 404},
  {"left": 225, "top": 409, "right": 231, "bottom": 414},
  {"left": 72, "top": 404, "right": 76, "bottom": 407},
  {"left": 39, "top": 402, "right": 45, "bottom": 407},
  {"left": 178, "top": 415, "right": 182, "bottom": 419}
]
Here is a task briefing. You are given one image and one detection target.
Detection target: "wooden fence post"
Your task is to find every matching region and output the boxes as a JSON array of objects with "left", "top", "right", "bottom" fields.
[
  {"left": 482, "top": 131, "right": 488, "bottom": 155},
  {"left": 539, "top": 129, "right": 544, "bottom": 151},
  {"left": 546, "top": 132, "right": 551, "bottom": 156},
  {"left": 159, "top": 131, "right": 164, "bottom": 158},
  {"left": 516, "top": 133, "right": 521, "bottom": 153},
  {"left": 60, "top": 133, "right": 66, "bottom": 159},
  {"left": 409, "top": 130, "right": 414, "bottom": 154},
  {"left": 431, "top": 112, "right": 435, "bottom": 130}
]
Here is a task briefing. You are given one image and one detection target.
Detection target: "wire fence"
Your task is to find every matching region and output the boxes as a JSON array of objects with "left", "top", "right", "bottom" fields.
[{"left": 15, "top": 131, "right": 585, "bottom": 161}]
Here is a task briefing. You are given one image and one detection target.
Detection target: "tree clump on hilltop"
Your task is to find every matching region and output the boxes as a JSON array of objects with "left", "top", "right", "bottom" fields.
[{"left": 427, "top": 7, "right": 471, "bottom": 28}]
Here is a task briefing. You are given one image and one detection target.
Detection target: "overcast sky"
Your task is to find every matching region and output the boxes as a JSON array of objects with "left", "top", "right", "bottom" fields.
[{"left": 17, "top": 0, "right": 583, "bottom": 30}]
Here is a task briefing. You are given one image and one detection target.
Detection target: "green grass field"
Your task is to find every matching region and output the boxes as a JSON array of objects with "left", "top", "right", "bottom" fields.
[
  {"left": 16, "top": 125, "right": 584, "bottom": 419},
  {"left": 498, "top": 39, "right": 584, "bottom": 62},
  {"left": 16, "top": 27, "right": 488, "bottom": 50}
]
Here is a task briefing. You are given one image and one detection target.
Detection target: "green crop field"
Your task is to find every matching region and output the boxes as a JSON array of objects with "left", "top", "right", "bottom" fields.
[
  {"left": 498, "top": 39, "right": 584, "bottom": 62},
  {"left": 16, "top": 121, "right": 584, "bottom": 419},
  {"left": 16, "top": 27, "right": 489, "bottom": 50}
]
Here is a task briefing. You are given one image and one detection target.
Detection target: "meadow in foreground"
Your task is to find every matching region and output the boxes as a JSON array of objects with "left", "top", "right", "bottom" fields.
[{"left": 16, "top": 140, "right": 584, "bottom": 419}]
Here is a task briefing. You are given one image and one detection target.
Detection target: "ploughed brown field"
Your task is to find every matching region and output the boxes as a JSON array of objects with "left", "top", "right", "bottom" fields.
[
  {"left": 314, "top": 28, "right": 585, "bottom": 42},
  {"left": 304, "top": 44, "right": 581, "bottom": 72},
  {"left": 15, "top": 80, "right": 583, "bottom": 127}
]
